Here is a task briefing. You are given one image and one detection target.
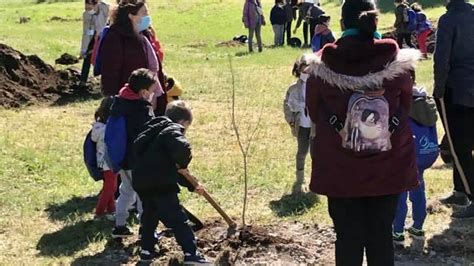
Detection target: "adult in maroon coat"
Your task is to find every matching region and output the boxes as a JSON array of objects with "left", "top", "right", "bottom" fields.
[
  {"left": 100, "top": 1, "right": 167, "bottom": 115},
  {"left": 306, "top": 0, "right": 419, "bottom": 264}
]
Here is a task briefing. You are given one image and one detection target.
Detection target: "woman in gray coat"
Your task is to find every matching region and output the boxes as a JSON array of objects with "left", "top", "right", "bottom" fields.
[{"left": 80, "top": 0, "right": 110, "bottom": 86}]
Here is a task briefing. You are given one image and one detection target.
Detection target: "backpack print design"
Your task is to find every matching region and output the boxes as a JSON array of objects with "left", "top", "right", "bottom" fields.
[
  {"left": 341, "top": 93, "right": 392, "bottom": 152},
  {"left": 409, "top": 119, "right": 439, "bottom": 170}
]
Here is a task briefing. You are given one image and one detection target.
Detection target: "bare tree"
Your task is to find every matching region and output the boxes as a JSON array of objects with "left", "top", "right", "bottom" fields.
[{"left": 228, "top": 56, "right": 264, "bottom": 226}]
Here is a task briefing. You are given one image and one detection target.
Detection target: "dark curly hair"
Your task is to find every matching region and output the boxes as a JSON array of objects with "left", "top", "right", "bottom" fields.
[
  {"left": 95, "top": 96, "right": 114, "bottom": 123},
  {"left": 109, "top": 0, "right": 146, "bottom": 35}
]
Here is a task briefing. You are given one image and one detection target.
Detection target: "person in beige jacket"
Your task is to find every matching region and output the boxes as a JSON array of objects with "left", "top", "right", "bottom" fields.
[{"left": 80, "top": 0, "right": 110, "bottom": 86}]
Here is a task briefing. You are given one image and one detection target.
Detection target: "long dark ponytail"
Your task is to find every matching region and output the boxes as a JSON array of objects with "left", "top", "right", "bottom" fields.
[{"left": 358, "top": 10, "right": 378, "bottom": 39}]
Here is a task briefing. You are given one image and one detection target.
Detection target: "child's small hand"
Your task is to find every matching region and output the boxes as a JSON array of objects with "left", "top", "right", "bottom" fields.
[{"left": 194, "top": 184, "right": 205, "bottom": 196}]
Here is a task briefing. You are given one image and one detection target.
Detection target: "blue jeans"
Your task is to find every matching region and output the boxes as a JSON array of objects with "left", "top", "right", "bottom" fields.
[
  {"left": 272, "top": 24, "right": 285, "bottom": 46},
  {"left": 393, "top": 168, "right": 426, "bottom": 233}
]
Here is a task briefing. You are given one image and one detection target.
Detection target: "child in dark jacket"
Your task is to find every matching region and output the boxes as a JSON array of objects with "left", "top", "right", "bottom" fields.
[
  {"left": 311, "top": 15, "right": 335, "bottom": 52},
  {"left": 110, "top": 68, "right": 155, "bottom": 239},
  {"left": 270, "top": 0, "right": 287, "bottom": 46},
  {"left": 132, "top": 101, "right": 209, "bottom": 264},
  {"left": 393, "top": 85, "right": 439, "bottom": 245}
]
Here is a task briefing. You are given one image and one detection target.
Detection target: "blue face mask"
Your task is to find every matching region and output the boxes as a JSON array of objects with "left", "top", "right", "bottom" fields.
[{"left": 138, "top": 15, "right": 151, "bottom": 32}]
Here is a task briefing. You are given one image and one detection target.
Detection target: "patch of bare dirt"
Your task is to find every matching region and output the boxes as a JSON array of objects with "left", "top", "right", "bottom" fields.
[
  {"left": 71, "top": 218, "right": 474, "bottom": 265},
  {"left": 216, "top": 41, "right": 245, "bottom": 48},
  {"left": 48, "top": 16, "right": 81, "bottom": 22}
]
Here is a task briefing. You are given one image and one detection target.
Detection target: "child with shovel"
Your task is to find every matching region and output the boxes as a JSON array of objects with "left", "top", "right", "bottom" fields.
[{"left": 132, "top": 100, "right": 210, "bottom": 264}]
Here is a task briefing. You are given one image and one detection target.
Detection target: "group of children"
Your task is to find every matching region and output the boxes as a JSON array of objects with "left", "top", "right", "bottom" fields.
[
  {"left": 394, "top": 0, "right": 433, "bottom": 59},
  {"left": 270, "top": 0, "right": 335, "bottom": 50},
  {"left": 87, "top": 68, "right": 209, "bottom": 264},
  {"left": 284, "top": 56, "right": 439, "bottom": 246}
]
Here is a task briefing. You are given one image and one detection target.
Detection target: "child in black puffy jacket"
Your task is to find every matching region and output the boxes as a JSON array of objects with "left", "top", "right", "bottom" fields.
[{"left": 132, "top": 100, "right": 209, "bottom": 264}]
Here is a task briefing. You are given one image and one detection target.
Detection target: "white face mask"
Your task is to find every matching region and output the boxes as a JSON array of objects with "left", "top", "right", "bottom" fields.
[
  {"left": 147, "top": 92, "right": 155, "bottom": 103},
  {"left": 87, "top": 9, "right": 96, "bottom": 15},
  {"left": 300, "top": 73, "right": 310, "bottom": 82}
]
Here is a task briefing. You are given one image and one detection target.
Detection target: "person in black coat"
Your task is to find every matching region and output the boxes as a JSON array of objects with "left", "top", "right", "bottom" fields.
[
  {"left": 132, "top": 101, "right": 209, "bottom": 264},
  {"left": 434, "top": 0, "right": 474, "bottom": 218},
  {"left": 283, "top": 0, "right": 297, "bottom": 45}
]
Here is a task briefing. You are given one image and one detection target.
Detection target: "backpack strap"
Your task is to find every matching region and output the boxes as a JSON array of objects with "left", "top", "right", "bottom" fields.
[
  {"left": 389, "top": 115, "right": 401, "bottom": 134},
  {"left": 328, "top": 113, "right": 344, "bottom": 132},
  {"left": 320, "top": 100, "right": 345, "bottom": 133}
]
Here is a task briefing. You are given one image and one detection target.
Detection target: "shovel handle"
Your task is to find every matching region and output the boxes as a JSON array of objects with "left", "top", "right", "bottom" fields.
[{"left": 178, "top": 169, "right": 237, "bottom": 228}]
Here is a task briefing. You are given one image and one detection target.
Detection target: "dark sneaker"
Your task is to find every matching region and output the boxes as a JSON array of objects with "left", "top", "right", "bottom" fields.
[
  {"left": 452, "top": 203, "right": 474, "bottom": 219},
  {"left": 407, "top": 227, "right": 425, "bottom": 239},
  {"left": 112, "top": 226, "right": 133, "bottom": 239},
  {"left": 184, "top": 253, "right": 211, "bottom": 265},
  {"left": 440, "top": 192, "right": 469, "bottom": 206},
  {"left": 393, "top": 232, "right": 405, "bottom": 246},
  {"left": 140, "top": 249, "right": 158, "bottom": 263}
]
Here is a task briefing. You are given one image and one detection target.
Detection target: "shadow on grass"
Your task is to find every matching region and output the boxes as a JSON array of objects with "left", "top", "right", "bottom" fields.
[
  {"left": 235, "top": 51, "right": 250, "bottom": 57},
  {"left": 36, "top": 219, "right": 113, "bottom": 257},
  {"left": 71, "top": 238, "right": 132, "bottom": 265},
  {"left": 52, "top": 84, "right": 103, "bottom": 106},
  {"left": 427, "top": 216, "right": 474, "bottom": 262},
  {"left": 269, "top": 192, "right": 320, "bottom": 217},
  {"left": 45, "top": 194, "right": 98, "bottom": 222}
]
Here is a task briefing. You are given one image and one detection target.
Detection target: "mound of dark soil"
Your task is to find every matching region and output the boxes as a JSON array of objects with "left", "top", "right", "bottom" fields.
[
  {"left": 55, "top": 53, "right": 79, "bottom": 65},
  {"left": 106, "top": 220, "right": 336, "bottom": 265},
  {"left": 0, "top": 43, "right": 100, "bottom": 108}
]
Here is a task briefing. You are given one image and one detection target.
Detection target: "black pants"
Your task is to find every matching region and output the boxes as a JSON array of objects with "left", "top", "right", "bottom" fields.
[
  {"left": 285, "top": 20, "right": 292, "bottom": 45},
  {"left": 443, "top": 98, "right": 474, "bottom": 200},
  {"left": 328, "top": 194, "right": 399, "bottom": 266},
  {"left": 80, "top": 39, "right": 94, "bottom": 83},
  {"left": 139, "top": 193, "right": 197, "bottom": 254},
  {"left": 397, "top": 33, "right": 415, "bottom": 49}
]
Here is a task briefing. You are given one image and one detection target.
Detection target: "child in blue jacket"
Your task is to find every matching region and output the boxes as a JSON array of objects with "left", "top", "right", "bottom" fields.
[{"left": 393, "top": 85, "right": 439, "bottom": 244}]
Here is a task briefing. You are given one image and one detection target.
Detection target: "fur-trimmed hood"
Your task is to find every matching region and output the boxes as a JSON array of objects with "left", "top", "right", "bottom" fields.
[{"left": 306, "top": 48, "right": 420, "bottom": 91}]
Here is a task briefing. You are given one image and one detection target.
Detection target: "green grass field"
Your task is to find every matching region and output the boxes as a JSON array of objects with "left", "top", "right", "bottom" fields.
[{"left": 0, "top": 0, "right": 473, "bottom": 264}]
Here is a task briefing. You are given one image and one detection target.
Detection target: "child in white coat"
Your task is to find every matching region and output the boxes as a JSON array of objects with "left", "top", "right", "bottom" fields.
[
  {"left": 283, "top": 55, "right": 313, "bottom": 193},
  {"left": 91, "top": 97, "right": 117, "bottom": 220}
]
